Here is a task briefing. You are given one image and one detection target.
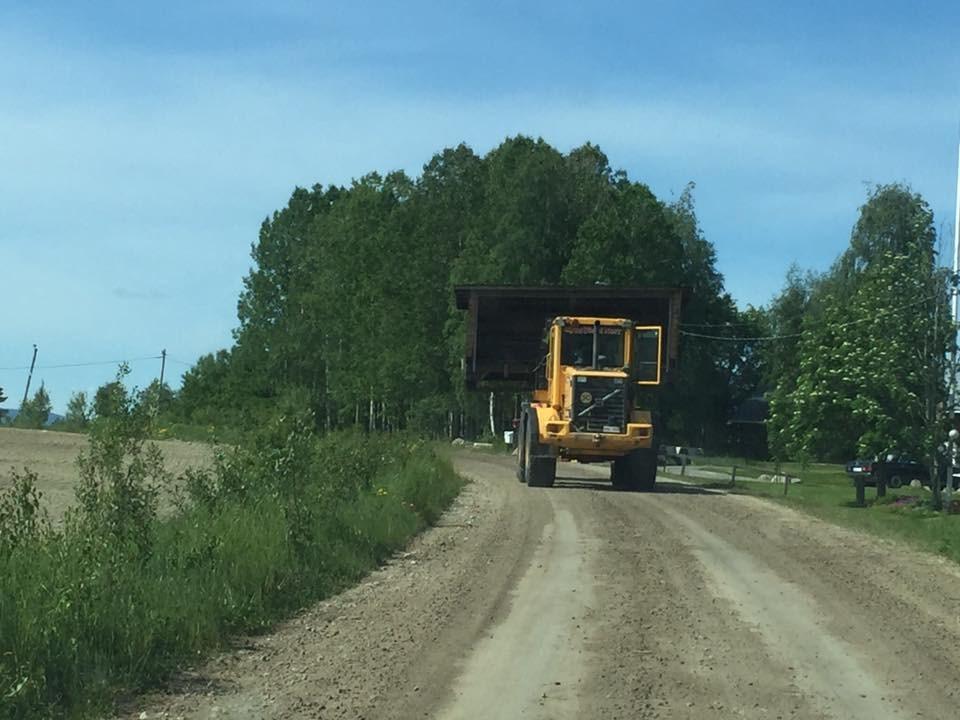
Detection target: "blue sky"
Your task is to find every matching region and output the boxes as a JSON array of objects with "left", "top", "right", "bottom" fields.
[{"left": 2, "top": 1, "right": 959, "bottom": 412}]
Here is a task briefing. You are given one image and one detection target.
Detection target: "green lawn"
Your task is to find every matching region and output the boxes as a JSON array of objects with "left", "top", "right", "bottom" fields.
[{"left": 685, "top": 455, "right": 960, "bottom": 564}]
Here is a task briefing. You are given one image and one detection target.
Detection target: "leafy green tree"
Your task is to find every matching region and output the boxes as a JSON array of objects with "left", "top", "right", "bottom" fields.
[
  {"left": 561, "top": 183, "right": 682, "bottom": 286},
  {"left": 56, "top": 390, "right": 91, "bottom": 431},
  {"left": 139, "top": 380, "right": 175, "bottom": 416},
  {"left": 768, "top": 184, "right": 949, "bottom": 462},
  {"left": 93, "top": 379, "right": 127, "bottom": 421},
  {"left": 12, "top": 383, "right": 51, "bottom": 429},
  {"left": 761, "top": 265, "right": 814, "bottom": 390},
  {"left": 453, "top": 136, "right": 575, "bottom": 286},
  {"left": 174, "top": 350, "right": 235, "bottom": 425}
]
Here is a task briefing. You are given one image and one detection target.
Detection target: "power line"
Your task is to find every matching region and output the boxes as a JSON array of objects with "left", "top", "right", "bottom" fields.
[
  {"left": 681, "top": 293, "right": 942, "bottom": 343},
  {"left": 0, "top": 355, "right": 162, "bottom": 372},
  {"left": 681, "top": 329, "right": 803, "bottom": 342},
  {"left": 681, "top": 321, "right": 772, "bottom": 329}
]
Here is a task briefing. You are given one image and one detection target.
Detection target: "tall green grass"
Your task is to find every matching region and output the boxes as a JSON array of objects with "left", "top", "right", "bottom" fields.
[{"left": 0, "top": 413, "right": 463, "bottom": 719}]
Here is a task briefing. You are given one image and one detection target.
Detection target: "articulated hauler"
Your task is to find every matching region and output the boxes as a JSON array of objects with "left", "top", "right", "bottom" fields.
[{"left": 455, "top": 286, "right": 684, "bottom": 491}]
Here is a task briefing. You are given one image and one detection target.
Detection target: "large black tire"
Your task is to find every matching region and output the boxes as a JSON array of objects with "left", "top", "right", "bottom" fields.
[
  {"left": 611, "top": 448, "right": 658, "bottom": 492},
  {"left": 524, "top": 412, "right": 556, "bottom": 488},
  {"left": 888, "top": 475, "right": 903, "bottom": 489}
]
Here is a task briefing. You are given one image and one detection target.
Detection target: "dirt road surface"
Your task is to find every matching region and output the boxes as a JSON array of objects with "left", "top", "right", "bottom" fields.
[{"left": 133, "top": 452, "right": 960, "bottom": 720}]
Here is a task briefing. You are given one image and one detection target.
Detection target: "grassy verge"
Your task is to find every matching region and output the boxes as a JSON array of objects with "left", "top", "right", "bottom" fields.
[
  {"left": 0, "top": 413, "right": 463, "bottom": 719},
  {"left": 682, "top": 456, "right": 960, "bottom": 564}
]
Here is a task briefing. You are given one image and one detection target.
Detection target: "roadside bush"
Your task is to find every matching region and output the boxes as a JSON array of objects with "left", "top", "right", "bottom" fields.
[
  {"left": 11, "top": 384, "right": 52, "bottom": 429},
  {"left": 0, "top": 411, "right": 464, "bottom": 719},
  {"left": 0, "top": 469, "right": 50, "bottom": 557}
]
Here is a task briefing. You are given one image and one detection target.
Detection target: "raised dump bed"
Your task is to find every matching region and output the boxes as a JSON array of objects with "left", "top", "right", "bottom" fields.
[{"left": 454, "top": 285, "right": 684, "bottom": 390}]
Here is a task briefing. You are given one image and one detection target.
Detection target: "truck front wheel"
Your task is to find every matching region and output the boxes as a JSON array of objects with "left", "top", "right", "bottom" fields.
[{"left": 524, "top": 412, "right": 556, "bottom": 488}]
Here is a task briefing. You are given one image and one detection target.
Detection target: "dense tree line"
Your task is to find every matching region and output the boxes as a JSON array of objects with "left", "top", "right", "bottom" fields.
[
  {"left": 168, "top": 136, "right": 750, "bottom": 446},
  {"left": 153, "top": 141, "right": 951, "bottom": 462}
]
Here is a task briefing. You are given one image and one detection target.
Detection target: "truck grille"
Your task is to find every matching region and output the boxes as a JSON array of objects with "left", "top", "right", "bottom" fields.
[{"left": 571, "top": 376, "right": 627, "bottom": 433}]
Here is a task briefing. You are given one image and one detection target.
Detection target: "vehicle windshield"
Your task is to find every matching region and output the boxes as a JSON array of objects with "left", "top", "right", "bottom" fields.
[{"left": 560, "top": 326, "right": 624, "bottom": 368}]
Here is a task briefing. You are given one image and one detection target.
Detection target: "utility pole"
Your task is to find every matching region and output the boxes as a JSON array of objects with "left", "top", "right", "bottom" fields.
[
  {"left": 949, "top": 141, "right": 960, "bottom": 502},
  {"left": 21, "top": 344, "right": 37, "bottom": 408},
  {"left": 156, "top": 349, "right": 167, "bottom": 414},
  {"left": 951, "top": 142, "right": 960, "bottom": 409}
]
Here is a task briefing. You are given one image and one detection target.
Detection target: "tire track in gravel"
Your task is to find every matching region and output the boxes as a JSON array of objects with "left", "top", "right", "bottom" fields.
[
  {"left": 656, "top": 492, "right": 960, "bottom": 718},
  {"left": 654, "top": 497, "right": 899, "bottom": 720},
  {"left": 579, "top": 483, "right": 827, "bottom": 720},
  {"left": 127, "top": 453, "right": 551, "bottom": 720},
  {"left": 434, "top": 501, "right": 597, "bottom": 720},
  {"left": 581, "top": 483, "right": 960, "bottom": 719}
]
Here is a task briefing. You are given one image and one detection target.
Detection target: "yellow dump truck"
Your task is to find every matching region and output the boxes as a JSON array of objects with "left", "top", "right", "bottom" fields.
[{"left": 455, "top": 286, "right": 684, "bottom": 490}]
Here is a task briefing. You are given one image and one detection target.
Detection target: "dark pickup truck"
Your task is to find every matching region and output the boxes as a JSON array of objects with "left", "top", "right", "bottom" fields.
[{"left": 845, "top": 455, "right": 929, "bottom": 488}]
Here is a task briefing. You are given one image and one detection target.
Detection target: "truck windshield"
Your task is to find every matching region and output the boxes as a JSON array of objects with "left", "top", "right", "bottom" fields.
[{"left": 560, "top": 326, "right": 624, "bottom": 368}]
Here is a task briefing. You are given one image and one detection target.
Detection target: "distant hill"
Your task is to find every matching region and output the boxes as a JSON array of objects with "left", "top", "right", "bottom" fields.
[{"left": 0, "top": 408, "right": 64, "bottom": 426}]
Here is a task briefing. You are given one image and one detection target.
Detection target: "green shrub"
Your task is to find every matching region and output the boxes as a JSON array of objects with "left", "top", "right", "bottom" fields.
[{"left": 0, "top": 412, "right": 463, "bottom": 719}]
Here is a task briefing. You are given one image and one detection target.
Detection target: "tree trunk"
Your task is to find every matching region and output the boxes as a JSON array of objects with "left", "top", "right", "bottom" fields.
[{"left": 489, "top": 391, "right": 496, "bottom": 439}]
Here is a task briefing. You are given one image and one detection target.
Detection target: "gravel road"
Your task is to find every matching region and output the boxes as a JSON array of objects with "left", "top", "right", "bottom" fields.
[{"left": 133, "top": 452, "right": 960, "bottom": 719}]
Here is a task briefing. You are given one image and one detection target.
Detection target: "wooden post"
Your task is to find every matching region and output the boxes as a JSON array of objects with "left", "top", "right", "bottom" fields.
[
  {"left": 855, "top": 476, "right": 865, "bottom": 507},
  {"left": 489, "top": 391, "right": 496, "bottom": 439},
  {"left": 730, "top": 465, "right": 737, "bottom": 488},
  {"left": 932, "top": 452, "right": 944, "bottom": 511}
]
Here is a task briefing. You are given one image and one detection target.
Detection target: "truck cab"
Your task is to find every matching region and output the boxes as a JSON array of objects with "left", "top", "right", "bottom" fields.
[{"left": 531, "top": 317, "right": 661, "bottom": 453}]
